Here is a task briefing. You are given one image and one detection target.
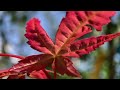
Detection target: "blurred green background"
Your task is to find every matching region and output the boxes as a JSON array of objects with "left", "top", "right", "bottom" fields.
[{"left": 0, "top": 11, "right": 120, "bottom": 79}]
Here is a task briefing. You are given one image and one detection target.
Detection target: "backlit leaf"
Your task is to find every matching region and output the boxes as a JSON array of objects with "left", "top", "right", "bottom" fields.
[
  {"left": 55, "top": 11, "right": 115, "bottom": 54},
  {"left": 25, "top": 18, "right": 55, "bottom": 54},
  {"left": 64, "top": 33, "right": 120, "bottom": 57}
]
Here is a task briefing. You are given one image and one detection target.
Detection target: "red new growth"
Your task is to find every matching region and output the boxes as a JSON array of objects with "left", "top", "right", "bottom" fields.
[{"left": 0, "top": 11, "right": 119, "bottom": 79}]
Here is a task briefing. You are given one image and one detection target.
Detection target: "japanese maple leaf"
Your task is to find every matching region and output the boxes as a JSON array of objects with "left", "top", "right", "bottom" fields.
[{"left": 0, "top": 11, "right": 119, "bottom": 79}]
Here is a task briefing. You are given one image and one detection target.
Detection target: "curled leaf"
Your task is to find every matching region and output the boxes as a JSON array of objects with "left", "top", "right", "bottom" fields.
[{"left": 52, "top": 56, "right": 81, "bottom": 78}]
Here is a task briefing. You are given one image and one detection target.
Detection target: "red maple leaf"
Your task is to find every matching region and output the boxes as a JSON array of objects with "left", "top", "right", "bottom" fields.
[{"left": 0, "top": 11, "right": 119, "bottom": 79}]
